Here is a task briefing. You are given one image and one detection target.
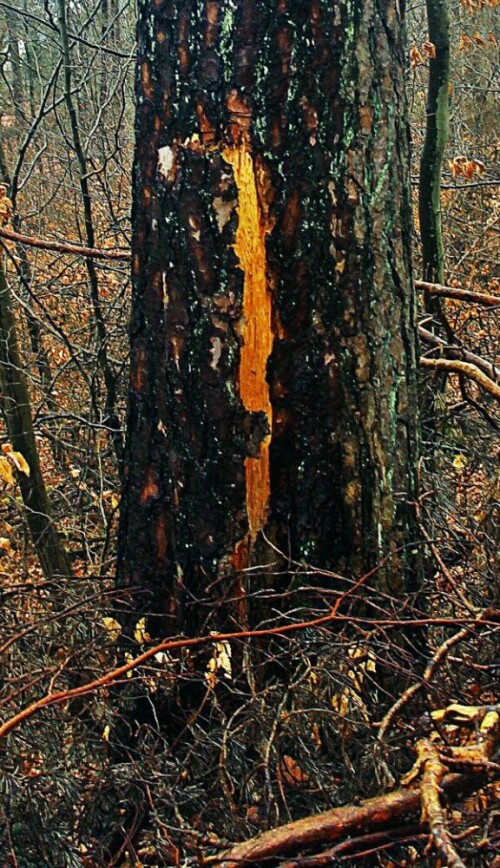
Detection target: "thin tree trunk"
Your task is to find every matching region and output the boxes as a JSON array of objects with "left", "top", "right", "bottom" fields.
[
  {"left": 0, "top": 262, "right": 71, "bottom": 578},
  {"left": 419, "top": 0, "right": 451, "bottom": 327},
  {"left": 5, "top": 10, "right": 24, "bottom": 121},
  {"left": 56, "top": 0, "right": 123, "bottom": 469}
]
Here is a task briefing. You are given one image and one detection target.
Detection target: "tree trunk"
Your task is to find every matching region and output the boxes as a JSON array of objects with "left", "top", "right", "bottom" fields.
[
  {"left": 118, "top": 0, "right": 421, "bottom": 634},
  {"left": 419, "top": 0, "right": 450, "bottom": 320},
  {"left": 418, "top": 0, "right": 452, "bottom": 425},
  {"left": 0, "top": 262, "right": 72, "bottom": 578},
  {"left": 5, "top": 10, "right": 24, "bottom": 122}
]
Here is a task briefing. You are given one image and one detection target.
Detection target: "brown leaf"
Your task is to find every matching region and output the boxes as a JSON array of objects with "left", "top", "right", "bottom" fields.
[
  {"left": 410, "top": 46, "right": 423, "bottom": 68},
  {"left": 281, "top": 755, "right": 309, "bottom": 786}
]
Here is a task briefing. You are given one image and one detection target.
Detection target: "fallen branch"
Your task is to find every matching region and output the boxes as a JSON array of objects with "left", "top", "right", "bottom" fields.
[
  {"left": 416, "top": 279, "right": 500, "bottom": 307},
  {"left": 0, "top": 560, "right": 378, "bottom": 742},
  {"left": 0, "top": 226, "right": 130, "bottom": 260},
  {"left": 214, "top": 772, "right": 492, "bottom": 867},
  {"left": 407, "top": 739, "right": 466, "bottom": 868},
  {"left": 279, "top": 827, "right": 427, "bottom": 866},
  {"left": 1, "top": 605, "right": 498, "bottom": 743},
  {"left": 215, "top": 706, "right": 499, "bottom": 867},
  {"left": 420, "top": 357, "right": 500, "bottom": 401}
]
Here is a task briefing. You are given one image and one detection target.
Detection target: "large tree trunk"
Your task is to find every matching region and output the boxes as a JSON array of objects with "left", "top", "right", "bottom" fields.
[{"left": 118, "top": 0, "right": 421, "bottom": 634}]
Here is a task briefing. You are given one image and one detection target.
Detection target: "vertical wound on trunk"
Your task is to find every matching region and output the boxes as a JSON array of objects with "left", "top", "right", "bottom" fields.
[{"left": 223, "top": 145, "right": 273, "bottom": 538}]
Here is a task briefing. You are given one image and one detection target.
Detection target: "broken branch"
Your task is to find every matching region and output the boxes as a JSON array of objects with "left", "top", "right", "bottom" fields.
[{"left": 215, "top": 706, "right": 499, "bottom": 867}]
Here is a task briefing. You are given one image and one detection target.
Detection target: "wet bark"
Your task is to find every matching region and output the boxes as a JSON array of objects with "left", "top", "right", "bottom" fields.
[
  {"left": 118, "top": 0, "right": 421, "bottom": 634},
  {"left": 0, "top": 262, "right": 72, "bottom": 578}
]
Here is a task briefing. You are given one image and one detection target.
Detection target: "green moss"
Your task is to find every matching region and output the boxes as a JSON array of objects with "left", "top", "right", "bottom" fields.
[{"left": 220, "top": 0, "right": 236, "bottom": 79}]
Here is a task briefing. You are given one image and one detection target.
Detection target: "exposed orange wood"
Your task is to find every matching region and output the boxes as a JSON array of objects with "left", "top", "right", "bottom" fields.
[
  {"left": 223, "top": 145, "right": 273, "bottom": 539},
  {"left": 155, "top": 513, "right": 168, "bottom": 563},
  {"left": 140, "top": 466, "right": 160, "bottom": 505},
  {"left": 140, "top": 60, "right": 153, "bottom": 99}
]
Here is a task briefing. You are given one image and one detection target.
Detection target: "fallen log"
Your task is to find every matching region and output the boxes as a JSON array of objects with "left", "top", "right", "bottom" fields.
[
  {"left": 214, "top": 706, "right": 499, "bottom": 867},
  {"left": 214, "top": 774, "right": 485, "bottom": 866}
]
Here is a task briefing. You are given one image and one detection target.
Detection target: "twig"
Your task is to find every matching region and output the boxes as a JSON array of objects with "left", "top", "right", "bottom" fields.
[
  {"left": 418, "top": 520, "right": 478, "bottom": 614},
  {"left": 377, "top": 612, "right": 489, "bottom": 743}
]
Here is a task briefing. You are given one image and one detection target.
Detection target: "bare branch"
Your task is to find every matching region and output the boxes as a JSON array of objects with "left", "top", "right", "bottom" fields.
[
  {"left": 420, "top": 357, "right": 500, "bottom": 401},
  {"left": 416, "top": 280, "right": 500, "bottom": 307},
  {"left": 0, "top": 226, "right": 130, "bottom": 260}
]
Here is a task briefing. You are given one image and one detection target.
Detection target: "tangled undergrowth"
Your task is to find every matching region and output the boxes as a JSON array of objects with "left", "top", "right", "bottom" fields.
[{"left": 1, "top": 415, "right": 498, "bottom": 866}]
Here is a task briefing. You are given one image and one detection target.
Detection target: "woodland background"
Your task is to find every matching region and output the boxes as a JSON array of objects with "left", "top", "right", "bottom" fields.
[{"left": 0, "top": 1, "right": 499, "bottom": 866}]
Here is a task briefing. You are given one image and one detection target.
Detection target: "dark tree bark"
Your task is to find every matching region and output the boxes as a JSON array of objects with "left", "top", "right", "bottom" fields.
[{"left": 118, "top": 0, "right": 421, "bottom": 634}]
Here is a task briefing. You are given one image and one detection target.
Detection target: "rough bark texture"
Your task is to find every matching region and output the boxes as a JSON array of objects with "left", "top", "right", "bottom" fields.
[
  {"left": 0, "top": 263, "right": 72, "bottom": 578},
  {"left": 118, "top": 0, "right": 420, "bottom": 632}
]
